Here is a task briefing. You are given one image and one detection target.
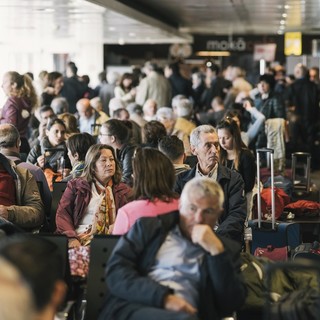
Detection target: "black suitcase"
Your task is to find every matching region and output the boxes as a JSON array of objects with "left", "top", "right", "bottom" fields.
[
  {"left": 292, "top": 152, "right": 320, "bottom": 202},
  {"left": 249, "top": 148, "right": 300, "bottom": 254}
]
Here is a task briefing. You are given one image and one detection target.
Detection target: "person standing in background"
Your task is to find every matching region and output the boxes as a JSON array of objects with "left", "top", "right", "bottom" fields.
[{"left": 1, "top": 71, "right": 38, "bottom": 154}]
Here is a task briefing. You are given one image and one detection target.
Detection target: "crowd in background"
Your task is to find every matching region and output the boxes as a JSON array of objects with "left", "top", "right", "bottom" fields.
[{"left": 0, "top": 59, "right": 319, "bottom": 318}]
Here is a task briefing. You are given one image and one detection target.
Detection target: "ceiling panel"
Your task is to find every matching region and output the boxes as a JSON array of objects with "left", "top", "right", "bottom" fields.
[{"left": 0, "top": 0, "right": 320, "bottom": 45}]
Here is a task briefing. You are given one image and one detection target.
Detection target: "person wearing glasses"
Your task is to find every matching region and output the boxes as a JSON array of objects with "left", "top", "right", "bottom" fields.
[{"left": 174, "top": 125, "right": 246, "bottom": 245}]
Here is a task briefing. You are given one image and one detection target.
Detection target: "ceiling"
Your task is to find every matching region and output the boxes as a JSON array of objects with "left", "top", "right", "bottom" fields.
[{"left": 1, "top": 0, "right": 320, "bottom": 45}]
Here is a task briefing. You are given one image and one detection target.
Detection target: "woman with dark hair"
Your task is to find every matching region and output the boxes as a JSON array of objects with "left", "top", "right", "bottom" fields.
[
  {"left": 217, "top": 118, "right": 256, "bottom": 194},
  {"left": 113, "top": 147, "right": 179, "bottom": 235},
  {"left": 1, "top": 71, "right": 39, "bottom": 154},
  {"left": 56, "top": 144, "right": 131, "bottom": 248},
  {"left": 40, "top": 71, "right": 64, "bottom": 106},
  {"left": 27, "top": 117, "right": 71, "bottom": 172},
  {"left": 142, "top": 120, "right": 167, "bottom": 148},
  {"left": 63, "top": 132, "right": 96, "bottom": 181},
  {"left": 114, "top": 72, "right": 136, "bottom": 106},
  {"left": 99, "top": 119, "right": 136, "bottom": 186}
]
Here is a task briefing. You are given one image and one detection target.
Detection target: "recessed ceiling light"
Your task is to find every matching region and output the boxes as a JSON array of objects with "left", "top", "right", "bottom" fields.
[
  {"left": 280, "top": 20, "right": 286, "bottom": 25},
  {"left": 129, "top": 32, "right": 136, "bottom": 37},
  {"left": 118, "top": 38, "right": 125, "bottom": 45},
  {"left": 282, "top": 13, "right": 287, "bottom": 18},
  {"left": 109, "top": 27, "right": 115, "bottom": 31},
  {"left": 278, "top": 30, "right": 284, "bottom": 35},
  {"left": 284, "top": 5, "right": 290, "bottom": 9}
]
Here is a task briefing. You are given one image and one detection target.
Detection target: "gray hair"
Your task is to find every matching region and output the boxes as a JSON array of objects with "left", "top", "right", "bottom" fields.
[
  {"left": 190, "top": 125, "right": 216, "bottom": 147},
  {"left": 106, "top": 71, "right": 120, "bottom": 85},
  {"left": 156, "top": 107, "right": 175, "bottom": 121},
  {"left": 176, "top": 98, "right": 193, "bottom": 118},
  {"left": 181, "top": 177, "right": 224, "bottom": 210},
  {"left": 171, "top": 94, "right": 186, "bottom": 110},
  {"left": 51, "top": 97, "right": 69, "bottom": 115}
]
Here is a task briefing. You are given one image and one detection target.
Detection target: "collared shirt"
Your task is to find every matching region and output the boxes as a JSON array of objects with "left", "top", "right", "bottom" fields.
[
  {"left": 195, "top": 162, "right": 218, "bottom": 181},
  {"left": 79, "top": 114, "right": 95, "bottom": 134},
  {"left": 148, "top": 225, "right": 205, "bottom": 308}
]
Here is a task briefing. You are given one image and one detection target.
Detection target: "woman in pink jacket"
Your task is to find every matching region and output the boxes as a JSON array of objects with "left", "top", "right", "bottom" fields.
[{"left": 113, "top": 147, "right": 179, "bottom": 235}]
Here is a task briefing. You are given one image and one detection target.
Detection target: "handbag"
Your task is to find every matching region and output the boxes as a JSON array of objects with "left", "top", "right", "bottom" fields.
[{"left": 254, "top": 245, "right": 288, "bottom": 261}]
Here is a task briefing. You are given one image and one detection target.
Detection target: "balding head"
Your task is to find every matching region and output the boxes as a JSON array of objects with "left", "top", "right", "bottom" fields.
[
  {"left": 0, "top": 124, "right": 20, "bottom": 151},
  {"left": 76, "top": 98, "right": 93, "bottom": 119}
]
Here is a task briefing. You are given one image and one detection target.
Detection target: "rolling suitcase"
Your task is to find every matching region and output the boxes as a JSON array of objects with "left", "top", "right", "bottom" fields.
[
  {"left": 249, "top": 148, "right": 300, "bottom": 254},
  {"left": 292, "top": 152, "right": 320, "bottom": 202}
]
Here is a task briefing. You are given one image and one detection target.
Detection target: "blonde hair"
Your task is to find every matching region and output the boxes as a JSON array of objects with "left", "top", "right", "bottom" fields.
[{"left": 5, "top": 71, "right": 38, "bottom": 111}]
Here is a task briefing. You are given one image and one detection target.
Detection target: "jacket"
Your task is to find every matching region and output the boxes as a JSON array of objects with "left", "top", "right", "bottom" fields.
[
  {"left": 55, "top": 178, "right": 131, "bottom": 239},
  {"left": 0, "top": 154, "right": 44, "bottom": 229},
  {"left": 26, "top": 136, "right": 71, "bottom": 172},
  {"left": 0, "top": 96, "right": 32, "bottom": 138},
  {"left": 135, "top": 71, "right": 172, "bottom": 107},
  {"left": 99, "top": 211, "right": 247, "bottom": 320},
  {"left": 174, "top": 165, "right": 246, "bottom": 244},
  {"left": 117, "top": 143, "right": 137, "bottom": 186}
]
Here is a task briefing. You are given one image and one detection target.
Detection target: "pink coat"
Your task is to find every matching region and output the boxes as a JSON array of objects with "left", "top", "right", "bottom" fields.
[{"left": 112, "top": 198, "right": 179, "bottom": 235}]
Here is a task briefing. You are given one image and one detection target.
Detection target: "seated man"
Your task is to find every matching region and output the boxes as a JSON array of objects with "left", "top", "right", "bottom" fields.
[
  {"left": 0, "top": 152, "right": 44, "bottom": 230},
  {"left": 76, "top": 98, "right": 108, "bottom": 135},
  {"left": 158, "top": 135, "right": 190, "bottom": 175},
  {"left": 0, "top": 123, "right": 52, "bottom": 212},
  {"left": 0, "top": 236, "right": 67, "bottom": 320},
  {"left": 174, "top": 125, "right": 246, "bottom": 244},
  {"left": 99, "top": 177, "right": 247, "bottom": 320}
]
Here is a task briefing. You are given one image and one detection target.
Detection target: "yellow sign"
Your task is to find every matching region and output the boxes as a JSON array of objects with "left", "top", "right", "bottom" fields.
[{"left": 285, "top": 32, "right": 302, "bottom": 56}]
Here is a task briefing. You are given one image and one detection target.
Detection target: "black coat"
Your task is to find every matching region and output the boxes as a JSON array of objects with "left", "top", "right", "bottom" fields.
[
  {"left": 99, "top": 211, "right": 247, "bottom": 320},
  {"left": 174, "top": 165, "right": 246, "bottom": 244}
]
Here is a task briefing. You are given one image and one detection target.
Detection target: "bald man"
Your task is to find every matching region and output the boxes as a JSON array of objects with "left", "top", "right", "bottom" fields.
[{"left": 76, "top": 98, "right": 108, "bottom": 135}]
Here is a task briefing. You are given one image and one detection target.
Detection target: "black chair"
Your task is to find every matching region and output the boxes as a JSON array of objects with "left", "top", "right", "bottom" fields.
[
  {"left": 50, "top": 181, "right": 68, "bottom": 232},
  {"left": 84, "top": 235, "right": 120, "bottom": 320},
  {"left": 36, "top": 234, "right": 77, "bottom": 319}
]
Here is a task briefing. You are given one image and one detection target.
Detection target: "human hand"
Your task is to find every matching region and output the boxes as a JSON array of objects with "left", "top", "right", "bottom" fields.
[
  {"left": 68, "top": 238, "right": 81, "bottom": 248},
  {"left": 164, "top": 294, "right": 197, "bottom": 315},
  {"left": 243, "top": 99, "right": 253, "bottom": 111},
  {"left": 37, "top": 154, "right": 45, "bottom": 169},
  {"left": 0, "top": 205, "right": 9, "bottom": 220},
  {"left": 191, "top": 225, "right": 224, "bottom": 256}
]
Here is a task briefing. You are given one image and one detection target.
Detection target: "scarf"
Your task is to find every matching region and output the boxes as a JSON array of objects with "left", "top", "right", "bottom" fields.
[{"left": 78, "top": 179, "right": 115, "bottom": 246}]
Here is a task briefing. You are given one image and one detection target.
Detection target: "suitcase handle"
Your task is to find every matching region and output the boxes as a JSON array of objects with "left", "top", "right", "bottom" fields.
[
  {"left": 257, "top": 148, "right": 274, "bottom": 154},
  {"left": 256, "top": 148, "right": 275, "bottom": 229},
  {"left": 291, "top": 152, "right": 311, "bottom": 191}
]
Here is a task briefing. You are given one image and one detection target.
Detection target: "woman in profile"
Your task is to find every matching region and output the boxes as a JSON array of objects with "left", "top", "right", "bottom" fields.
[
  {"left": 56, "top": 144, "right": 131, "bottom": 248},
  {"left": 1, "top": 71, "right": 38, "bottom": 154},
  {"left": 113, "top": 147, "right": 179, "bottom": 235}
]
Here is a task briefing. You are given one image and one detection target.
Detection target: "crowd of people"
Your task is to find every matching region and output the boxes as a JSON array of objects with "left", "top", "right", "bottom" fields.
[{"left": 0, "top": 59, "right": 319, "bottom": 319}]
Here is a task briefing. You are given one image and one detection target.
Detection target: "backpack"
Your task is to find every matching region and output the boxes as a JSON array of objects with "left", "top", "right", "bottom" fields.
[{"left": 0, "top": 165, "right": 16, "bottom": 206}]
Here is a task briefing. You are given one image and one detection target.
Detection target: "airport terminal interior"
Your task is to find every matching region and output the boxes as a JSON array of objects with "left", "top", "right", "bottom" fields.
[{"left": 0, "top": 1, "right": 320, "bottom": 320}]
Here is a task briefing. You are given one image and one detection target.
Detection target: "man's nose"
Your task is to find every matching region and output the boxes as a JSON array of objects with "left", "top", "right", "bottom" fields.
[{"left": 194, "top": 210, "right": 204, "bottom": 223}]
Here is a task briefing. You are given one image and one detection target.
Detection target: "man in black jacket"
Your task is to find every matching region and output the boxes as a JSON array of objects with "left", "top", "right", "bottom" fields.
[
  {"left": 175, "top": 125, "right": 246, "bottom": 245},
  {"left": 99, "top": 177, "right": 247, "bottom": 320}
]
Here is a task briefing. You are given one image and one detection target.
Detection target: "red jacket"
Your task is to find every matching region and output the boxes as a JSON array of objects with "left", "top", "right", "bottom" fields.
[{"left": 55, "top": 178, "right": 131, "bottom": 239}]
